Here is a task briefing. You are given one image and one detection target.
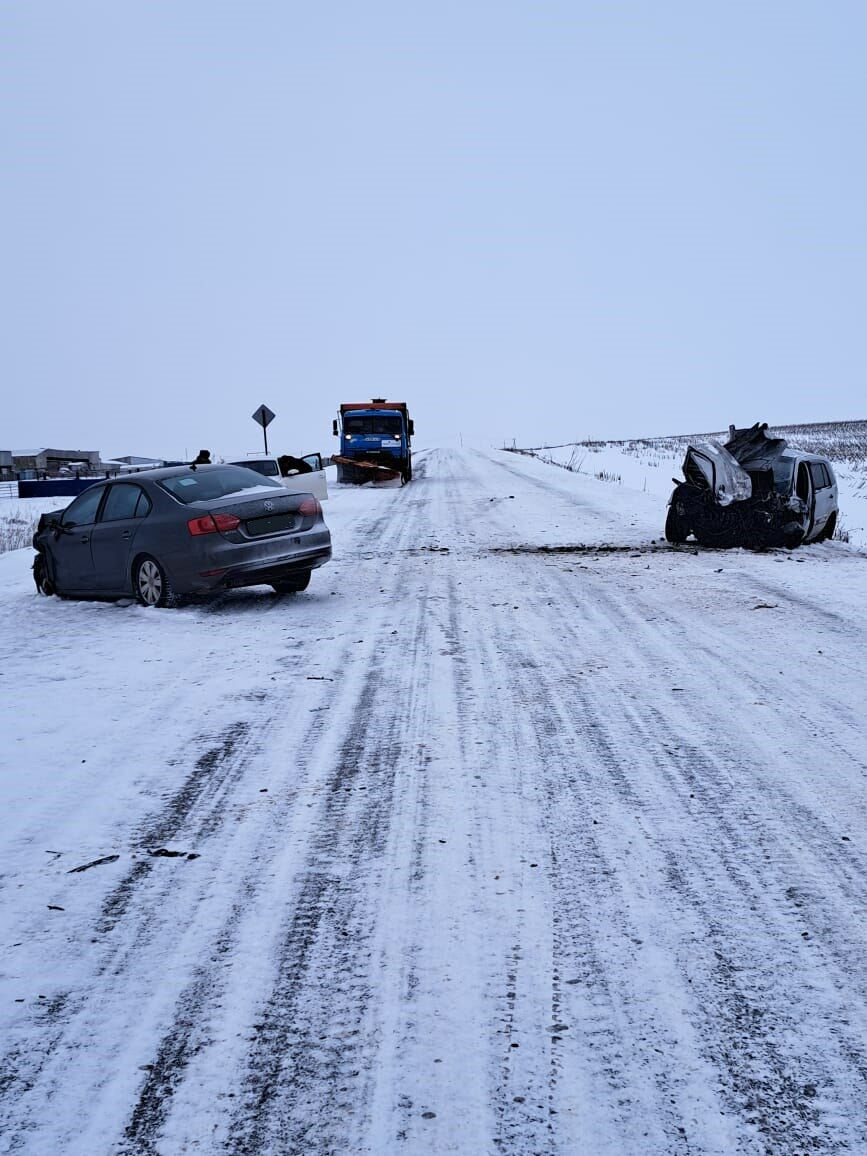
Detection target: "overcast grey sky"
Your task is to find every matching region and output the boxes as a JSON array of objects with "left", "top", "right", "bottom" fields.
[{"left": 2, "top": 1, "right": 865, "bottom": 458}]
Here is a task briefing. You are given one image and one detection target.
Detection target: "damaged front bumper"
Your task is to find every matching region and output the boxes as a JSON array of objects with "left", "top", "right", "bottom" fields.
[{"left": 666, "top": 483, "right": 807, "bottom": 549}]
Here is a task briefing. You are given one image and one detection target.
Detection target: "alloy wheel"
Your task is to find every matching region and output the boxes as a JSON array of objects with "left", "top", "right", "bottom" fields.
[{"left": 138, "top": 559, "right": 163, "bottom": 605}]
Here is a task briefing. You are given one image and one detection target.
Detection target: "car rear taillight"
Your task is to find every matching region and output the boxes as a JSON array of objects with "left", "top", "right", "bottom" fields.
[
  {"left": 298, "top": 497, "right": 321, "bottom": 517},
  {"left": 188, "top": 515, "right": 216, "bottom": 536},
  {"left": 187, "top": 513, "right": 241, "bottom": 536}
]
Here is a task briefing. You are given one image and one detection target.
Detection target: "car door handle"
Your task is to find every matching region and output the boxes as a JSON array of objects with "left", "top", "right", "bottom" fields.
[
  {"left": 80, "top": 535, "right": 90, "bottom": 543},
  {"left": 121, "top": 530, "right": 131, "bottom": 539}
]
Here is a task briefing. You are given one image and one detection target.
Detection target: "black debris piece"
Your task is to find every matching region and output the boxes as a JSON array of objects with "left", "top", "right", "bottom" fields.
[{"left": 67, "top": 855, "right": 120, "bottom": 874}]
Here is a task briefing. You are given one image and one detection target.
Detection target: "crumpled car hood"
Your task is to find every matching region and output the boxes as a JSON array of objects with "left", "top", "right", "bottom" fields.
[{"left": 682, "top": 440, "right": 753, "bottom": 506}]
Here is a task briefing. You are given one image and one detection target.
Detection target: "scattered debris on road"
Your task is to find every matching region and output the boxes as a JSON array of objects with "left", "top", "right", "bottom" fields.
[
  {"left": 491, "top": 543, "right": 664, "bottom": 555},
  {"left": 67, "top": 854, "right": 120, "bottom": 874}
]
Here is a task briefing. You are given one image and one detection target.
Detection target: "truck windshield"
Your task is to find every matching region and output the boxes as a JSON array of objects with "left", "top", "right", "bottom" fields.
[{"left": 344, "top": 416, "right": 403, "bottom": 436}]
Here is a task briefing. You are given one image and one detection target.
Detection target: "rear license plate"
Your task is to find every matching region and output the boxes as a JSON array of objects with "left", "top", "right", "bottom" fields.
[{"left": 245, "top": 513, "right": 298, "bottom": 537}]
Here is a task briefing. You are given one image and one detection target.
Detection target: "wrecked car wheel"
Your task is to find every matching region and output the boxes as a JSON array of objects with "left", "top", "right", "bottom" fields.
[
  {"left": 693, "top": 520, "right": 741, "bottom": 549},
  {"left": 664, "top": 506, "right": 689, "bottom": 543},
  {"left": 695, "top": 533, "right": 735, "bottom": 549},
  {"left": 692, "top": 516, "right": 734, "bottom": 549},
  {"left": 33, "top": 553, "right": 56, "bottom": 596}
]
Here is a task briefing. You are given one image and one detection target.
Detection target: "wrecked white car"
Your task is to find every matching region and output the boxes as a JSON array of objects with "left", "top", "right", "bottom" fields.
[{"left": 665, "top": 423, "right": 839, "bottom": 548}]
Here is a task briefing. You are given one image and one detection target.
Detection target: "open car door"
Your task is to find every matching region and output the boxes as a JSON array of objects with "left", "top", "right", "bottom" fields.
[{"left": 278, "top": 453, "right": 328, "bottom": 501}]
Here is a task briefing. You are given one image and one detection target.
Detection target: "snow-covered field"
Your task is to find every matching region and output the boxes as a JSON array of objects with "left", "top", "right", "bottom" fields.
[
  {"left": 513, "top": 419, "right": 867, "bottom": 551},
  {"left": 1, "top": 449, "right": 866, "bottom": 1154},
  {"left": 0, "top": 498, "right": 68, "bottom": 555}
]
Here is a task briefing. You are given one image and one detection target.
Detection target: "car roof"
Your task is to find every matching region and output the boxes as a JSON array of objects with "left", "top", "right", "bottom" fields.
[
  {"left": 778, "top": 449, "right": 833, "bottom": 465},
  {"left": 115, "top": 463, "right": 255, "bottom": 482}
]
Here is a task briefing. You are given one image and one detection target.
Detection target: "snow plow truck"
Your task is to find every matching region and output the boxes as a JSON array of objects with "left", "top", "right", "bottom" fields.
[{"left": 332, "top": 399, "right": 414, "bottom": 484}]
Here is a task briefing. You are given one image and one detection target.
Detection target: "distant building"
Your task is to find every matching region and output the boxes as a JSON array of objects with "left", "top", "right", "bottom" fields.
[
  {"left": 9, "top": 448, "right": 102, "bottom": 477},
  {"left": 112, "top": 455, "right": 165, "bottom": 471}
]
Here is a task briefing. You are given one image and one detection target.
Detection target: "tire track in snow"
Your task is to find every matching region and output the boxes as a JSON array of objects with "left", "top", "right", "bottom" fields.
[
  {"left": 99, "top": 720, "right": 251, "bottom": 932},
  {"left": 367, "top": 563, "right": 499, "bottom": 1154},
  {"left": 107, "top": 698, "right": 352, "bottom": 1153},
  {"left": 224, "top": 596, "right": 432, "bottom": 1155},
  {"left": 117, "top": 888, "right": 254, "bottom": 1156},
  {"left": 109, "top": 627, "right": 428, "bottom": 1150},
  {"left": 422, "top": 563, "right": 559, "bottom": 1156},
  {"left": 491, "top": 619, "right": 690, "bottom": 1154},
  {"left": 494, "top": 549, "right": 867, "bottom": 1152},
  {"left": 576, "top": 566, "right": 867, "bottom": 1150},
  {"left": 111, "top": 491, "right": 433, "bottom": 1153},
  {"left": 588, "top": 567, "right": 867, "bottom": 938},
  {"left": 0, "top": 719, "right": 256, "bottom": 1143}
]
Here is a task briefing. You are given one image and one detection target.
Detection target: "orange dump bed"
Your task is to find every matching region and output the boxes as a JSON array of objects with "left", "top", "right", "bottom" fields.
[{"left": 339, "top": 401, "right": 410, "bottom": 416}]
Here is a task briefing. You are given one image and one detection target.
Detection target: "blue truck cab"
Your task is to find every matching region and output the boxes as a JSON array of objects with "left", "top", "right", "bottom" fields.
[{"left": 332, "top": 399, "right": 414, "bottom": 484}]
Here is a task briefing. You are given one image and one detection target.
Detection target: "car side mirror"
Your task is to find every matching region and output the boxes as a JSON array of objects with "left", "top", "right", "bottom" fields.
[
  {"left": 408, "top": 420, "right": 414, "bottom": 436},
  {"left": 332, "top": 420, "right": 338, "bottom": 436}
]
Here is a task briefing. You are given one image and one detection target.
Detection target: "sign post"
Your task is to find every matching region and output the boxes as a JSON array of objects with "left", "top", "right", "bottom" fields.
[{"left": 251, "top": 404, "right": 276, "bottom": 454}]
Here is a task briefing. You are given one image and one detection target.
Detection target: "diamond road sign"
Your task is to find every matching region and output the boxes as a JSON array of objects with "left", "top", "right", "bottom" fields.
[{"left": 252, "top": 404, "right": 276, "bottom": 428}]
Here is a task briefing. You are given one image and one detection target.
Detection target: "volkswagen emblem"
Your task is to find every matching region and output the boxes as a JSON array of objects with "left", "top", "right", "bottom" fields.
[{"left": 263, "top": 500, "right": 274, "bottom": 512}]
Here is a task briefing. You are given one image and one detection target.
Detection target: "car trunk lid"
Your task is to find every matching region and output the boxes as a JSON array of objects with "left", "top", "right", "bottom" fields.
[{"left": 198, "top": 489, "right": 315, "bottom": 539}]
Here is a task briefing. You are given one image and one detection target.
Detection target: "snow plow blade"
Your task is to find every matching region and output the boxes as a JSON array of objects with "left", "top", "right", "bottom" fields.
[{"left": 332, "top": 455, "right": 401, "bottom": 483}]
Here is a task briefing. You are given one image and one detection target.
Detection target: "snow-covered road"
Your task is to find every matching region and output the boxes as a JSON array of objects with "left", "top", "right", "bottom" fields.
[{"left": 1, "top": 448, "right": 866, "bottom": 1155}]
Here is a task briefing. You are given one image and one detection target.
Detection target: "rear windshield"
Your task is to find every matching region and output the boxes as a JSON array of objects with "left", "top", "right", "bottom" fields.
[
  {"left": 345, "top": 415, "right": 403, "bottom": 436},
  {"left": 228, "top": 458, "right": 280, "bottom": 477},
  {"left": 159, "top": 466, "right": 283, "bottom": 505}
]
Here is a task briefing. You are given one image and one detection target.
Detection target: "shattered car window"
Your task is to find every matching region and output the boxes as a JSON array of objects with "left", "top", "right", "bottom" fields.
[{"left": 772, "top": 459, "right": 794, "bottom": 493}]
